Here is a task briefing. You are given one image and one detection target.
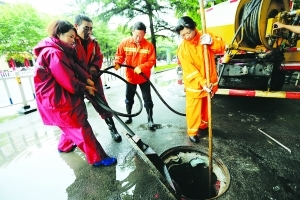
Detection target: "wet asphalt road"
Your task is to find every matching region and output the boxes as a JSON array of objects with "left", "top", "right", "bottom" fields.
[{"left": 0, "top": 69, "right": 300, "bottom": 200}]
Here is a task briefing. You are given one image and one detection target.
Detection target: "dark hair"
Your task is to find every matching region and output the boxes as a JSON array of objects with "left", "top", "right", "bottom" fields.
[
  {"left": 74, "top": 14, "right": 93, "bottom": 25},
  {"left": 47, "top": 20, "right": 77, "bottom": 38},
  {"left": 175, "top": 16, "right": 197, "bottom": 34},
  {"left": 132, "top": 22, "right": 146, "bottom": 32}
]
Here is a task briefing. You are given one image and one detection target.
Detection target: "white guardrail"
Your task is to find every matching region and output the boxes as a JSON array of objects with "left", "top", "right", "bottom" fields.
[{"left": 0, "top": 67, "right": 126, "bottom": 113}]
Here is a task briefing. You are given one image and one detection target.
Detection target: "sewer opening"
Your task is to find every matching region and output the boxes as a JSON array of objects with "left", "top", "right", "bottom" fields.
[
  {"left": 168, "top": 162, "right": 218, "bottom": 199},
  {"left": 161, "top": 146, "right": 230, "bottom": 200}
]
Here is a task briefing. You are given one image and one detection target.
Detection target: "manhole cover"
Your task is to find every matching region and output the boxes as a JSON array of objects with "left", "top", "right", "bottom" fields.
[{"left": 161, "top": 146, "right": 230, "bottom": 200}]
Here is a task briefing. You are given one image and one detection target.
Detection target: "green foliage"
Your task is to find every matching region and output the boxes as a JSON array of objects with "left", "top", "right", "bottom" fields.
[
  {"left": 92, "top": 0, "right": 178, "bottom": 55},
  {"left": 294, "top": 0, "right": 300, "bottom": 9},
  {"left": 0, "top": 3, "right": 47, "bottom": 61},
  {"left": 0, "top": 0, "right": 232, "bottom": 63},
  {"left": 91, "top": 20, "right": 127, "bottom": 63},
  {"left": 155, "top": 37, "right": 178, "bottom": 60},
  {"left": 154, "top": 63, "right": 177, "bottom": 72},
  {"left": 169, "top": 0, "right": 227, "bottom": 30}
]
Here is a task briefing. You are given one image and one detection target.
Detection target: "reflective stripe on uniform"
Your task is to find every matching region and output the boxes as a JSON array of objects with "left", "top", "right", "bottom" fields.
[
  {"left": 186, "top": 88, "right": 204, "bottom": 93},
  {"left": 186, "top": 81, "right": 218, "bottom": 93},
  {"left": 124, "top": 47, "right": 136, "bottom": 52},
  {"left": 124, "top": 47, "right": 150, "bottom": 54},
  {"left": 187, "top": 128, "right": 198, "bottom": 132},
  {"left": 186, "top": 70, "right": 199, "bottom": 80},
  {"left": 139, "top": 49, "right": 150, "bottom": 54}
]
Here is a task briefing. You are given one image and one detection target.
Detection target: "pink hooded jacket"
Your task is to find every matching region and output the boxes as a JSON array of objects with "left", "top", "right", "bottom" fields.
[{"left": 33, "top": 37, "right": 89, "bottom": 127}]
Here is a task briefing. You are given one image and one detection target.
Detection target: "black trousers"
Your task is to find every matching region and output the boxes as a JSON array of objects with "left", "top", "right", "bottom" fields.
[{"left": 125, "top": 81, "right": 153, "bottom": 109}]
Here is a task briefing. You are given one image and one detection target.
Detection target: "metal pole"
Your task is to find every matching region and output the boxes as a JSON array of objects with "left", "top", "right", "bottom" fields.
[
  {"left": 15, "top": 71, "right": 28, "bottom": 107},
  {"left": 198, "top": 0, "right": 213, "bottom": 194},
  {"left": 15, "top": 71, "right": 36, "bottom": 114},
  {"left": 28, "top": 76, "right": 35, "bottom": 99},
  {"left": 258, "top": 128, "right": 291, "bottom": 153},
  {"left": 3, "top": 78, "right": 13, "bottom": 105}
]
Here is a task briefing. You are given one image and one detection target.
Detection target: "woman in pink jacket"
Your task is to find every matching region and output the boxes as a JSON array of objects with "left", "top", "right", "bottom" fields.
[{"left": 33, "top": 20, "right": 116, "bottom": 167}]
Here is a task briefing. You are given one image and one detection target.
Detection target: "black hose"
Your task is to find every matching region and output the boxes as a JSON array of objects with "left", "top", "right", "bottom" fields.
[
  {"left": 90, "top": 92, "right": 139, "bottom": 137},
  {"left": 92, "top": 69, "right": 143, "bottom": 118},
  {"left": 230, "top": 0, "right": 261, "bottom": 46},
  {"left": 93, "top": 64, "right": 186, "bottom": 117},
  {"left": 120, "top": 64, "right": 186, "bottom": 116},
  {"left": 221, "top": 0, "right": 262, "bottom": 83},
  {"left": 243, "top": 0, "right": 261, "bottom": 46}
]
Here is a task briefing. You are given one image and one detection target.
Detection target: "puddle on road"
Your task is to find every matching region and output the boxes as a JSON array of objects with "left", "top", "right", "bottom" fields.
[
  {"left": 137, "top": 123, "right": 172, "bottom": 131},
  {"left": 116, "top": 150, "right": 137, "bottom": 198},
  {"left": 0, "top": 129, "right": 60, "bottom": 167},
  {"left": 153, "top": 72, "right": 186, "bottom": 98},
  {"left": 116, "top": 150, "right": 175, "bottom": 199},
  {"left": 0, "top": 128, "right": 85, "bottom": 200}
]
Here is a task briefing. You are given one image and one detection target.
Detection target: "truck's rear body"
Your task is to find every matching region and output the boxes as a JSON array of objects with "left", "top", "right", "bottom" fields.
[{"left": 205, "top": 0, "right": 300, "bottom": 91}]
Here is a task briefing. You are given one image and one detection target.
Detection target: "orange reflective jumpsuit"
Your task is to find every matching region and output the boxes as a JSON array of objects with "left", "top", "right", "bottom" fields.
[{"left": 177, "top": 30, "right": 225, "bottom": 137}]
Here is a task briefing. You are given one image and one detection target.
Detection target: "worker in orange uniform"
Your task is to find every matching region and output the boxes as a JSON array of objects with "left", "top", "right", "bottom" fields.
[
  {"left": 114, "top": 22, "right": 156, "bottom": 129},
  {"left": 175, "top": 16, "right": 225, "bottom": 143}
]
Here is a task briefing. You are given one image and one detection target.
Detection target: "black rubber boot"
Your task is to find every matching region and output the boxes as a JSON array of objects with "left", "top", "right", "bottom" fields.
[
  {"left": 105, "top": 117, "right": 122, "bottom": 142},
  {"left": 125, "top": 105, "right": 132, "bottom": 124},
  {"left": 146, "top": 108, "right": 154, "bottom": 129}
]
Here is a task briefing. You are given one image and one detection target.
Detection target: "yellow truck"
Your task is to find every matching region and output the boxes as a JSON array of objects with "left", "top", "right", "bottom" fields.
[{"left": 205, "top": 0, "right": 300, "bottom": 98}]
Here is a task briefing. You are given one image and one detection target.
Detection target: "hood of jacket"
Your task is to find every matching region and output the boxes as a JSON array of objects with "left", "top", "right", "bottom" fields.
[{"left": 33, "top": 37, "right": 76, "bottom": 57}]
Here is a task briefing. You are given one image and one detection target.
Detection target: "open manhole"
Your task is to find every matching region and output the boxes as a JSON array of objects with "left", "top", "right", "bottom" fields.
[{"left": 160, "top": 146, "right": 230, "bottom": 200}]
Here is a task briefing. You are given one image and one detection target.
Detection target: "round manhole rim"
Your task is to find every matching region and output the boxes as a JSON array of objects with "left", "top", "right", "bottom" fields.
[{"left": 160, "top": 145, "right": 231, "bottom": 200}]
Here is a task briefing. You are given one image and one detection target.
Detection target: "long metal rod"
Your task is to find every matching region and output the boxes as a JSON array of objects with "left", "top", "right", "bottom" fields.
[
  {"left": 198, "top": 0, "right": 213, "bottom": 195},
  {"left": 258, "top": 128, "right": 291, "bottom": 153}
]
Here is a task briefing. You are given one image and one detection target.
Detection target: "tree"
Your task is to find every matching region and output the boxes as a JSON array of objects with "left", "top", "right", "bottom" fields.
[
  {"left": 169, "top": 0, "right": 227, "bottom": 30},
  {"left": 294, "top": 0, "right": 300, "bottom": 9},
  {"left": 91, "top": 0, "right": 176, "bottom": 55},
  {"left": 155, "top": 37, "right": 178, "bottom": 61},
  {"left": 0, "top": 3, "right": 47, "bottom": 62},
  {"left": 65, "top": 0, "right": 101, "bottom": 19},
  {"left": 91, "top": 20, "right": 128, "bottom": 66}
]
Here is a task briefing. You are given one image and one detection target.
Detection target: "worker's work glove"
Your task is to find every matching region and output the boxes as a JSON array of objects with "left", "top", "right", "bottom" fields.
[
  {"left": 203, "top": 83, "right": 213, "bottom": 93},
  {"left": 203, "top": 85, "right": 211, "bottom": 93},
  {"left": 200, "top": 34, "right": 212, "bottom": 45},
  {"left": 134, "top": 66, "right": 142, "bottom": 74},
  {"left": 114, "top": 63, "right": 121, "bottom": 70}
]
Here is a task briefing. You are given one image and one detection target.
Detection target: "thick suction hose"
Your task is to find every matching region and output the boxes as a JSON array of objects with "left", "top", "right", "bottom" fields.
[
  {"left": 93, "top": 64, "right": 186, "bottom": 117},
  {"left": 230, "top": 0, "right": 261, "bottom": 46},
  {"left": 243, "top": 0, "right": 261, "bottom": 46},
  {"left": 92, "top": 69, "right": 143, "bottom": 118}
]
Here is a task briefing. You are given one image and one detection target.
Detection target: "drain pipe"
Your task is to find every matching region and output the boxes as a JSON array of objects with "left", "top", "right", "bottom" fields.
[{"left": 198, "top": 0, "right": 214, "bottom": 195}]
